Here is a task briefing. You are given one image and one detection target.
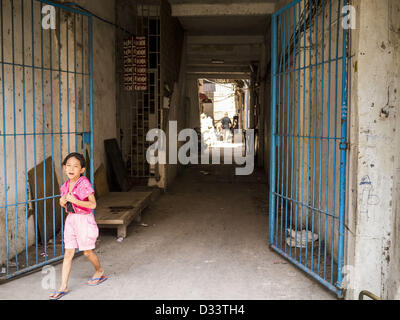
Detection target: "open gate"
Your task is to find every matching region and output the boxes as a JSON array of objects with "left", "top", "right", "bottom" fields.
[
  {"left": 0, "top": 0, "right": 93, "bottom": 280},
  {"left": 269, "top": 0, "right": 349, "bottom": 297}
]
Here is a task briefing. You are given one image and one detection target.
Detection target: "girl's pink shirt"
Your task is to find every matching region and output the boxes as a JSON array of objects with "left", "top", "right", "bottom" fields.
[{"left": 60, "top": 176, "right": 95, "bottom": 215}]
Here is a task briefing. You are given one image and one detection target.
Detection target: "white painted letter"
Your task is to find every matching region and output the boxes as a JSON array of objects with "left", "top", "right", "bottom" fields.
[
  {"left": 42, "top": 5, "right": 56, "bottom": 30},
  {"left": 342, "top": 5, "right": 356, "bottom": 30}
]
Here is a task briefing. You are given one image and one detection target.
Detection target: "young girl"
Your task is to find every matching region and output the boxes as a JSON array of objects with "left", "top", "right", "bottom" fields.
[{"left": 50, "top": 153, "right": 107, "bottom": 300}]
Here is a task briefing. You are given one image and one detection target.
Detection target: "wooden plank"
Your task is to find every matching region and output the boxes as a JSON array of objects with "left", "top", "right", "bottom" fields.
[
  {"left": 94, "top": 191, "right": 152, "bottom": 226},
  {"left": 27, "top": 157, "right": 63, "bottom": 245},
  {"left": 96, "top": 191, "right": 151, "bottom": 208},
  {"left": 94, "top": 163, "right": 109, "bottom": 199},
  {"left": 95, "top": 209, "right": 132, "bottom": 225},
  {"left": 104, "top": 139, "right": 132, "bottom": 192}
]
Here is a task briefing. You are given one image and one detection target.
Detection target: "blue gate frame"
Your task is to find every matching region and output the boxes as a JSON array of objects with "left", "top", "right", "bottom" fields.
[
  {"left": 0, "top": 0, "right": 94, "bottom": 280},
  {"left": 269, "top": 0, "right": 349, "bottom": 297}
]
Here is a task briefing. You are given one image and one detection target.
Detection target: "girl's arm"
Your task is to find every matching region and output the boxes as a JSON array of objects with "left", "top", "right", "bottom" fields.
[
  {"left": 60, "top": 195, "right": 67, "bottom": 209},
  {"left": 66, "top": 193, "right": 97, "bottom": 210}
]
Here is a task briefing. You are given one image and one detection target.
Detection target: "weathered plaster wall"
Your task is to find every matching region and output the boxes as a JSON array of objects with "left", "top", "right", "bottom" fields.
[
  {"left": 160, "top": 0, "right": 184, "bottom": 190},
  {"left": 115, "top": 0, "right": 138, "bottom": 166},
  {"left": 346, "top": 0, "right": 400, "bottom": 300},
  {"left": 72, "top": 0, "right": 117, "bottom": 172}
]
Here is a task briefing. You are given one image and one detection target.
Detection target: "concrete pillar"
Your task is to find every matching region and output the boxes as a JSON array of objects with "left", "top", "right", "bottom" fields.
[{"left": 346, "top": 0, "right": 400, "bottom": 300}]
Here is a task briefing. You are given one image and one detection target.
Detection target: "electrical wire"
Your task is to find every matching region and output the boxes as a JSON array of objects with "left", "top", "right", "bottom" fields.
[
  {"left": 213, "top": 93, "right": 236, "bottom": 103},
  {"left": 202, "top": 79, "right": 251, "bottom": 94},
  {"left": 63, "top": 2, "right": 135, "bottom": 36}
]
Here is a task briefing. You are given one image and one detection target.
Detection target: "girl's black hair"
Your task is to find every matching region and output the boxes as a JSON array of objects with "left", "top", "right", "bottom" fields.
[{"left": 62, "top": 152, "right": 86, "bottom": 169}]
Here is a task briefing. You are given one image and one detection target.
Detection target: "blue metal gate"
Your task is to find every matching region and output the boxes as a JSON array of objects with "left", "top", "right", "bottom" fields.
[
  {"left": 0, "top": 0, "right": 93, "bottom": 280},
  {"left": 269, "top": 0, "right": 349, "bottom": 297}
]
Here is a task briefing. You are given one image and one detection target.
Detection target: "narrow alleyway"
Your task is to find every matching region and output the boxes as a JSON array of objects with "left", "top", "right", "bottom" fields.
[{"left": 0, "top": 164, "right": 335, "bottom": 300}]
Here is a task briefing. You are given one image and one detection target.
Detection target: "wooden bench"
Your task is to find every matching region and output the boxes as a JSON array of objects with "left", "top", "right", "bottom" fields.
[
  {"left": 94, "top": 191, "right": 153, "bottom": 238},
  {"left": 93, "top": 164, "right": 158, "bottom": 238}
]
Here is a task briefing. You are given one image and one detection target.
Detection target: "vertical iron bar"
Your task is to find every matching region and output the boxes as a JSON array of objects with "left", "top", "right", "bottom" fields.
[
  {"left": 305, "top": 0, "right": 314, "bottom": 268},
  {"left": 294, "top": 1, "right": 301, "bottom": 260},
  {"left": 57, "top": 7, "right": 63, "bottom": 258},
  {"left": 22, "top": 0, "right": 29, "bottom": 267},
  {"left": 299, "top": 0, "right": 307, "bottom": 265},
  {"left": 31, "top": 0, "right": 39, "bottom": 265},
  {"left": 336, "top": 0, "right": 349, "bottom": 290},
  {"left": 40, "top": 0, "right": 47, "bottom": 263},
  {"left": 289, "top": 4, "right": 297, "bottom": 258},
  {"left": 269, "top": 13, "right": 277, "bottom": 245},
  {"left": 66, "top": 9, "right": 70, "bottom": 153},
  {"left": 280, "top": 14, "right": 286, "bottom": 250},
  {"left": 74, "top": 13, "right": 77, "bottom": 150},
  {"left": 284, "top": 8, "right": 290, "bottom": 254},
  {"left": 317, "top": 0, "right": 326, "bottom": 276},
  {"left": 331, "top": 0, "right": 341, "bottom": 285},
  {"left": 1, "top": 0, "right": 10, "bottom": 274},
  {"left": 311, "top": 0, "right": 319, "bottom": 272},
  {"left": 89, "top": 16, "right": 94, "bottom": 187},
  {"left": 81, "top": 14, "right": 85, "bottom": 155},
  {"left": 49, "top": 6, "right": 56, "bottom": 261},
  {"left": 324, "top": 0, "right": 333, "bottom": 281},
  {"left": 11, "top": 0, "right": 20, "bottom": 271},
  {"left": 276, "top": 15, "right": 283, "bottom": 247},
  {"left": 281, "top": 11, "right": 286, "bottom": 251}
]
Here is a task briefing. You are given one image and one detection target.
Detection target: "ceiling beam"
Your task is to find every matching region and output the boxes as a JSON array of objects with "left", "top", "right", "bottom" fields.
[
  {"left": 171, "top": 3, "right": 276, "bottom": 17},
  {"left": 187, "top": 65, "right": 251, "bottom": 74},
  {"left": 187, "top": 35, "right": 264, "bottom": 45},
  {"left": 187, "top": 73, "right": 251, "bottom": 80}
]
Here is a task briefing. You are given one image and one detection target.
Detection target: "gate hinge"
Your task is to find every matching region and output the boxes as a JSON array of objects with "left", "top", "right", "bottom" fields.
[
  {"left": 339, "top": 142, "right": 350, "bottom": 150},
  {"left": 80, "top": 132, "right": 91, "bottom": 145}
]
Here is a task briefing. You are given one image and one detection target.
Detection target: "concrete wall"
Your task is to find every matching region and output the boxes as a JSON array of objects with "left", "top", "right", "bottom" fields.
[
  {"left": 115, "top": 0, "right": 138, "bottom": 166},
  {"left": 160, "top": 0, "right": 185, "bottom": 190},
  {"left": 0, "top": 0, "right": 117, "bottom": 266},
  {"left": 346, "top": 0, "right": 400, "bottom": 300},
  {"left": 185, "top": 76, "right": 201, "bottom": 129},
  {"left": 75, "top": 0, "right": 117, "bottom": 172}
]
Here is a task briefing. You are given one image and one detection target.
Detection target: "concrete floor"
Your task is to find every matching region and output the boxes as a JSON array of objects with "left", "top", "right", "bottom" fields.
[{"left": 0, "top": 164, "right": 336, "bottom": 300}]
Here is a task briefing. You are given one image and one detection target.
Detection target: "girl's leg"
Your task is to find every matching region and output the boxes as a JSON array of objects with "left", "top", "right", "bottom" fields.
[
  {"left": 49, "top": 249, "right": 75, "bottom": 298},
  {"left": 83, "top": 250, "right": 104, "bottom": 282},
  {"left": 60, "top": 249, "right": 75, "bottom": 290}
]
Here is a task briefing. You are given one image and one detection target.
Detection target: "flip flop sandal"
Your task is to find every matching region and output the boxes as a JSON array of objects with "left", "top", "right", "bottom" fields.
[
  {"left": 88, "top": 275, "right": 108, "bottom": 286},
  {"left": 49, "top": 291, "right": 69, "bottom": 300}
]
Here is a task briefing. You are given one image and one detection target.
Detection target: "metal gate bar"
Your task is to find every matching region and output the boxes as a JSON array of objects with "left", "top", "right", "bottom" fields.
[
  {"left": 269, "top": 0, "right": 349, "bottom": 297},
  {"left": 0, "top": 0, "right": 93, "bottom": 280}
]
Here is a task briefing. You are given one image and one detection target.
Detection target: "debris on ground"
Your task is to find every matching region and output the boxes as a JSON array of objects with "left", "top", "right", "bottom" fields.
[
  {"left": 200, "top": 171, "right": 211, "bottom": 175},
  {"left": 286, "top": 229, "right": 319, "bottom": 248},
  {"left": 273, "top": 261, "right": 288, "bottom": 265},
  {"left": 117, "top": 237, "right": 124, "bottom": 242},
  {"left": 138, "top": 223, "right": 149, "bottom": 227}
]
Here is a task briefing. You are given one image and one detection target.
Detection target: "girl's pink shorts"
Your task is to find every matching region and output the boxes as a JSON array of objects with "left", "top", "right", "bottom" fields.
[{"left": 64, "top": 213, "right": 99, "bottom": 251}]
